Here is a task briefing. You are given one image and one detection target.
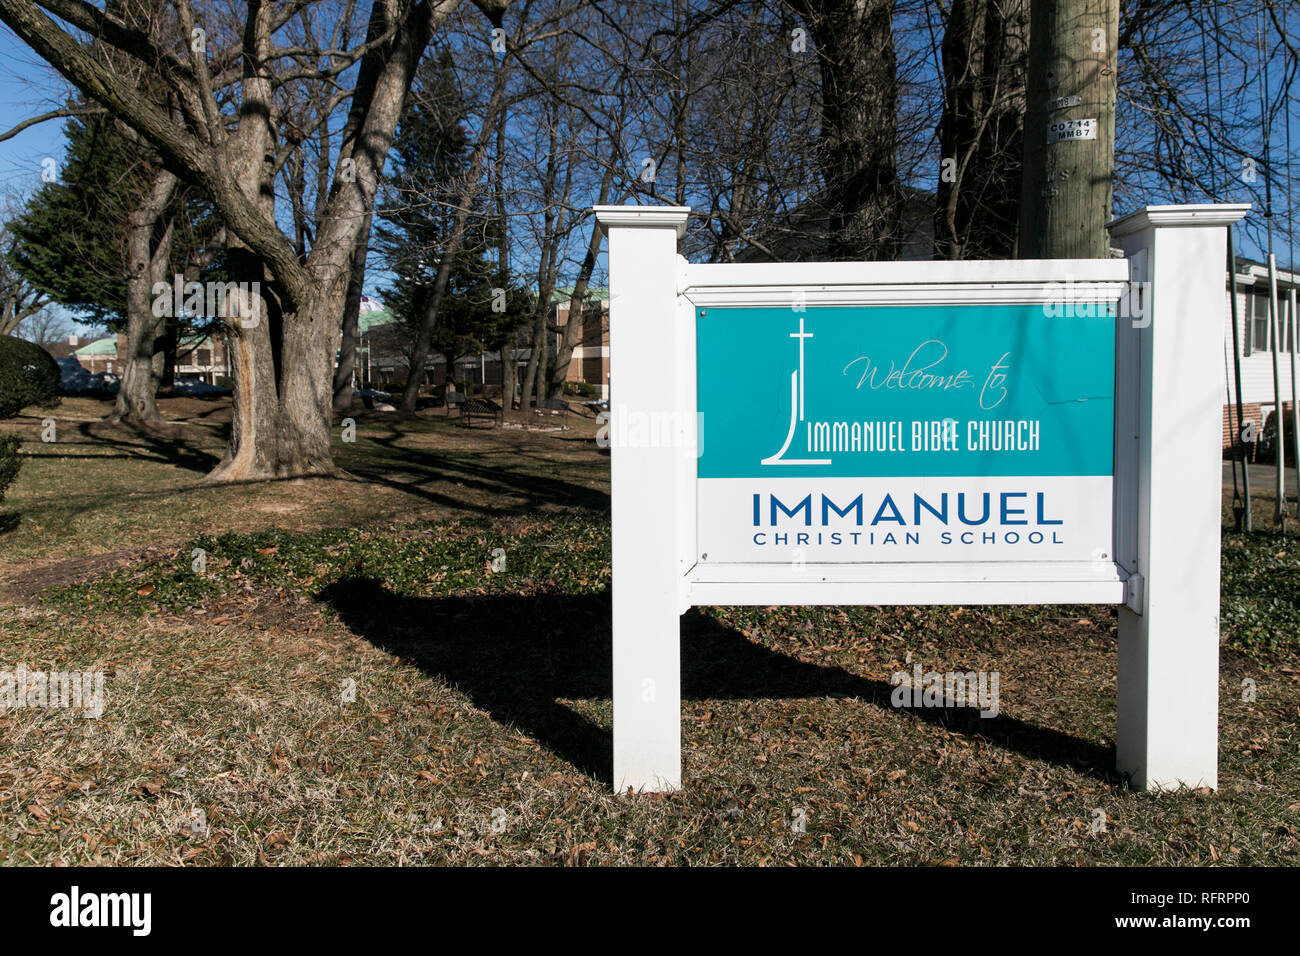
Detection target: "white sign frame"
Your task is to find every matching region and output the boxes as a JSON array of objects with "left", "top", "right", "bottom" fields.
[
  {"left": 679, "top": 258, "right": 1129, "bottom": 608},
  {"left": 595, "top": 202, "right": 1250, "bottom": 797}
]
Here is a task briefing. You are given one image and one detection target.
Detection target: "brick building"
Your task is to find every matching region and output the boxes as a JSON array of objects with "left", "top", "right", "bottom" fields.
[
  {"left": 70, "top": 332, "right": 230, "bottom": 384},
  {"left": 358, "top": 289, "right": 611, "bottom": 399},
  {"left": 551, "top": 289, "right": 609, "bottom": 397}
]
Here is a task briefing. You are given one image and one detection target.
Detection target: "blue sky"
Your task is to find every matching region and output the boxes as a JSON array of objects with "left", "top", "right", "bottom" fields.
[
  {"left": 0, "top": 27, "right": 96, "bottom": 336},
  {"left": 0, "top": 29, "right": 69, "bottom": 196}
]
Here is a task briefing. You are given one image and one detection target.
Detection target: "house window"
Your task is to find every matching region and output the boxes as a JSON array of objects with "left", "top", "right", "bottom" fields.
[
  {"left": 1249, "top": 291, "right": 1271, "bottom": 354},
  {"left": 1285, "top": 295, "right": 1296, "bottom": 354},
  {"left": 1247, "top": 290, "right": 1299, "bottom": 354}
]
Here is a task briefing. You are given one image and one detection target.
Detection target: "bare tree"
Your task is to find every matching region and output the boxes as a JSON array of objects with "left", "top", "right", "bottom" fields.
[
  {"left": 110, "top": 166, "right": 176, "bottom": 426},
  {"left": 9, "top": 305, "right": 77, "bottom": 346},
  {"left": 395, "top": 31, "right": 512, "bottom": 415},
  {"left": 934, "top": 0, "right": 1027, "bottom": 259},
  {"left": 0, "top": 0, "right": 505, "bottom": 479},
  {"left": 516, "top": 78, "right": 577, "bottom": 410},
  {"left": 1114, "top": 0, "right": 1297, "bottom": 256},
  {"left": 0, "top": 216, "right": 51, "bottom": 337},
  {"left": 786, "top": 0, "right": 904, "bottom": 260}
]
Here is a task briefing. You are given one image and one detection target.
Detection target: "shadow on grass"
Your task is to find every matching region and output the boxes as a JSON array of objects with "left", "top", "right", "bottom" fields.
[
  {"left": 78, "top": 420, "right": 223, "bottom": 474},
  {"left": 322, "top": 578, "right": 1115, "bottom": 788},
  {"left": 15, "top": 418, "right": 223, "bottom": 475},
  {"left": 346, "top": 427, "right": 608, "bottom": 517},
  {"left": 12, "top": 407, "right": 603, "bottom": 518},
  {"left": 0, "top": 511, "right": 18, "bottom": 535}
]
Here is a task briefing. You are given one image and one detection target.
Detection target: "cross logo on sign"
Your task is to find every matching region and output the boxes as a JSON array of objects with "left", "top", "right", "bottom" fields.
[{"left": 761, "top": 316, "right": 830, "bottom": 467}]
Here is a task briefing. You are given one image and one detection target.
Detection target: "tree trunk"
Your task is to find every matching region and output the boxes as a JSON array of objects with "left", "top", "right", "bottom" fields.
[
  {"left": 790, "top": 0, "right": 902, "bottom": 261},
  {"left": 934, "top": 0, "right": 1027, "bottom": 260},
  {"left": 548, "top": 156, "right": 615, "bottom": 398},
  {"left": 500, "top": 338, "right": 516, "bottom": 410},
  {"left": 546, "top": 298, "right": 581, "bottom": 402},
  {"left": 278, "top": 287, "right": 340, "bottom": 475},
  {"left": 333, "top": 210, "right": 373, "bottom": 413},
  {"left": 214, "top": 238, "right": 353, "bottom": 481},
  {"left": 160, "top": 320, "right": 177, "bottom": 389},
  {"left": 208, "top": 242, "right": 284, "bottom": 481},
  {"left": 519, "top": 327, "right": 537, "bottom": 411},
  {"left": 519, "top": 295, "right": 550, "bottom": 412},
  {"left": 492, "top": 89, "right": 514, "bottom": 411},
  {"left": 398, "top": 224, "right": 463, "bottom": 415},
  {"left": 111, "top": 169, "right": 176, "bottom": 427},
  {"left": 534, "top": 322, "right": 548, "bottom": 407},
  {"left": 1018, "top": 0, "right": 1118, "bottom": 259}
]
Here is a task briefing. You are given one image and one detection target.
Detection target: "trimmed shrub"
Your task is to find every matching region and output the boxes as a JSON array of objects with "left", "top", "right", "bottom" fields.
[
  {"left": 1258, "top": 410, "right": 1297, "bottom": 466},
  {"left": 0, "top": 335, "right": 60, "bottom": 419},
  {"left": 0, "top": 435, "right": 20, "bottom": 503}
]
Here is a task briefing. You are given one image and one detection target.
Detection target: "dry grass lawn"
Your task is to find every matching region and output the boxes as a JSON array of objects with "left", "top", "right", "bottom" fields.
[{"left": 1, "top": 395, "right": 1296, "bottom": 865}]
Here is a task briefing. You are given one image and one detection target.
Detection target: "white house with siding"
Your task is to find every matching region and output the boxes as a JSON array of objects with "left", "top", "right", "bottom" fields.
[{"left": 1223, "top": 258, "right": 1298, "bottom": 450}]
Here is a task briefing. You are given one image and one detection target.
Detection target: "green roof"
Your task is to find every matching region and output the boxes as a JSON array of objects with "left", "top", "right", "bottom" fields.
[
  {"left": 551, "top": 286, "right": 608, "bottom": 305},
  {"left": 74, "top": 336, "right": 117, "bottom": 356},
  {"left": 359, "top": 307, "right": 397, "bottom": 333}
]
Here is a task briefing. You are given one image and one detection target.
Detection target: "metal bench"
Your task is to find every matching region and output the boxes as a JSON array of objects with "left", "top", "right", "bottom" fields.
[{"left": 460, "top": 397, "right": 502, "bottom": 427}]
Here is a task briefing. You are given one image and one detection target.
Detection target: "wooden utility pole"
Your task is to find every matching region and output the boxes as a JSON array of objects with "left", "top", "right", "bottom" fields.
[{"left": 1019, "top": 0, "right": 1118, "bottom": 258}]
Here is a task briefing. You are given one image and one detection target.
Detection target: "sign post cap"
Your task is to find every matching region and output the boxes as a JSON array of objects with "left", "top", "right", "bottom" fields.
[
  {"left": 594, "top": 205, "right": 690, "bottom": 238},
  {"left": 1107, "top": 203, "right": 1251, "bottom": 238}
]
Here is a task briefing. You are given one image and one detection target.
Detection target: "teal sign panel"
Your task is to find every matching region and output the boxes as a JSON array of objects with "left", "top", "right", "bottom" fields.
[{"left": 696, "top": 304, "right": 1116, "bottom": 479}]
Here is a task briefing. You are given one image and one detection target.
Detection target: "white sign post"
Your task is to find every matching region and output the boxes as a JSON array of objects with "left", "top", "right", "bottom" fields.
[
  {"left": 596, "top": 202, "right": 1249, "bottom": 795},
  {"left": 1109, "top": 205, "right": 1250, "bottom": 790},
  {"left": 601, "top": 206, "right": 691, "bottom": 793}
]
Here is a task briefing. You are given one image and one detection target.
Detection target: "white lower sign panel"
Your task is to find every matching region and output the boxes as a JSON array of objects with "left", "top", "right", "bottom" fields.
[{"left": 697, "top": 476, "right": 1114, "bottom": 564}]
